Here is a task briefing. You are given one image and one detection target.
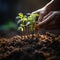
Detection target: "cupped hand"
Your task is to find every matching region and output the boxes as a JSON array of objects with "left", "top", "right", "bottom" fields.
[{"left": 38, "top": 11, "right": 60, "bottom": 29}]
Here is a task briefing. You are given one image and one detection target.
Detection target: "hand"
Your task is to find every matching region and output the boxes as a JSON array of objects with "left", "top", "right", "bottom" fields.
[
  {"left": 38, "top": 11, "right": 60, "bottom": 29},
  {"left": 32, "top": 7, "right": 47, "bottom": 22},
  {"left": 32, "top": 0, "right": 54, "bottom": 22},
  {"left": 32, "top": 0, "right": 60, "bottom": 29}
]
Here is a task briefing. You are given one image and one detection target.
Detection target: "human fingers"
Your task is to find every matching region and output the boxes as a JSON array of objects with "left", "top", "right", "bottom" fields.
[{"left": 38, "top": 11, "right": 55, "bottom": 27}]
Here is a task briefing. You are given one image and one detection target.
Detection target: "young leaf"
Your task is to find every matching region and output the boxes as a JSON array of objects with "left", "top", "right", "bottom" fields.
[
  {"left": 26, "top": 22, "right": 31, "bottom": 26},
  {"left": 20, "top": 24, "right": 25, "bottom": 27},
  {"left": 22, "top": 17, "right": 27, "bottom": 22},
  {"left": 18, "top": 27, "right": 24, "bottom": 31},
  {"left": 18, "top": 13, "right": 23, "bottom": 18},
  {"left": 17, "top": 19, "right": 22, "bottom": 24}
]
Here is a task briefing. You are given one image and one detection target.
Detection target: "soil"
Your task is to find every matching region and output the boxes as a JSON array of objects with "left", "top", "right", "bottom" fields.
[{"left": 0, "top": 32, "right": 60, "bottom": 60}]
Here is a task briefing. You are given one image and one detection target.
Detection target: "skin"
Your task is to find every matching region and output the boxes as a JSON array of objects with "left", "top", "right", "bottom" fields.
[{"left": 32, "top": 0, "right": 60, "bottom": 29}]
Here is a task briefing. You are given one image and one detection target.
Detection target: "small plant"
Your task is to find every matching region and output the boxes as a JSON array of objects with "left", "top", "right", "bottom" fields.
[{"left": 16, "top": 13, "right": 39, "bottom": 34}]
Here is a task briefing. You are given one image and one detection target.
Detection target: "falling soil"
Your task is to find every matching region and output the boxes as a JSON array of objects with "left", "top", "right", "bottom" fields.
[{"left": 0, "top": 32, "right": 60, "bottom": 60}]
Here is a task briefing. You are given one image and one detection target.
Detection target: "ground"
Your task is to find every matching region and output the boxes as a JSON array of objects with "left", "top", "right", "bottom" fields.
[{"left": 0, "top": 32, "right": 60, "bottom": 60}]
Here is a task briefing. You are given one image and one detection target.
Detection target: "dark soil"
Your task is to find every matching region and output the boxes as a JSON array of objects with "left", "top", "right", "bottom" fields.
[{"left": 0, "top": 32, "right": 60, "bottom": 60}]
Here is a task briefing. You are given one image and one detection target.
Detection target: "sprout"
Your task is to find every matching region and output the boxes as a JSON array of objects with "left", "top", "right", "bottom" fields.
[{"left": 16, "top": 13, "right": 39, "bottom": 32}]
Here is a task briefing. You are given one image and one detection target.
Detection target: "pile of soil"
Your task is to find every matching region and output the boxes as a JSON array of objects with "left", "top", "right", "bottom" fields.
[{"left": 0, "top": 32, "right": 60, "bottom": 60}]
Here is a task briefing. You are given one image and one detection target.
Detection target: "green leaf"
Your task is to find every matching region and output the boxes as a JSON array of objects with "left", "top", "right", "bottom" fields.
[
  {"left": 20, "top": 24, "right": 25, "bottom": 27},
  {"left": 26, "top": 22, "right": 31, "bottom": 26},
  {"left": 18, "top": 27, "right": 24, "bottom": 31},
  {"left": 18, "top": 13, "right": 23, "bottom": 18},
  {"left": 17, "top": 20, "right": 22, "bottom": 24},
  {"left": 31, "top": 14, "right": 39, "bottom": 17},
  {"left": 22, "top": 17, "right": 27, "bottom": 22}
]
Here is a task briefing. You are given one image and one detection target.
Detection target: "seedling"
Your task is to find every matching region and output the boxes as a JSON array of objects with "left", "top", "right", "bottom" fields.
[{"left": 16, "top": 13, "right": 39, "bottom": 35}]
